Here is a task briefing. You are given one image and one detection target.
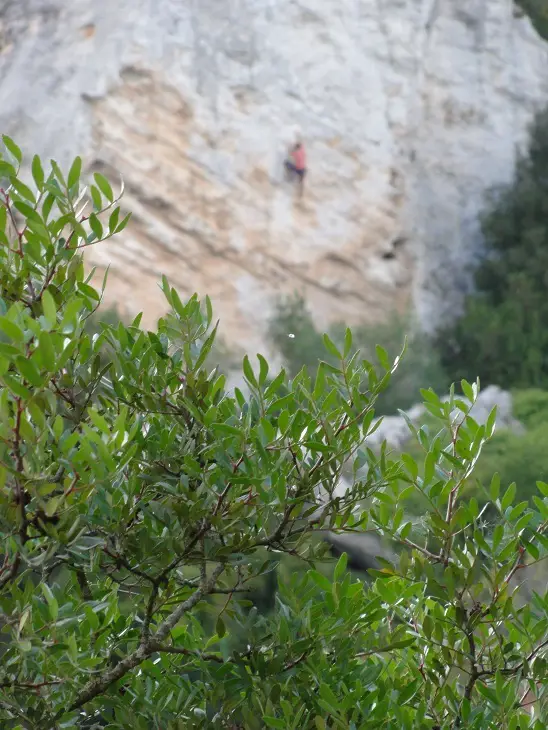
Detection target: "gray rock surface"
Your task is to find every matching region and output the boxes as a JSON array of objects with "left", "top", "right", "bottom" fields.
[{"left": 0, "top": 1, "right": 547, "bottom": 350}]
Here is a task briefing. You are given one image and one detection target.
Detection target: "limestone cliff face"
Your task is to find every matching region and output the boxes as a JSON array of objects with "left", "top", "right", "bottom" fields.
[{"left": 1, "top": 0, "right": 547, "bottom": 351}]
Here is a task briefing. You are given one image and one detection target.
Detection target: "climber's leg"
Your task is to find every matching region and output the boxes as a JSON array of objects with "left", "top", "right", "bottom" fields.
[
  {"left": 296, "top": 167, "right": 306, "bottom": 198},
  {"left": 284, "top": 160, "right": 306, "bottom": 196},
  {"left": 284, "top": 159, "right": 296, "bottom": 178}
]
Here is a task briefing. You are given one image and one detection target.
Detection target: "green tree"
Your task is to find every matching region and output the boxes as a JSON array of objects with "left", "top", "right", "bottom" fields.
[
  {"left": 268, "top": 294, "right": 327, "bottom": 376},
  {"left": 1, "top": 139, "right": 548, "bottom": 728},
  {"left": 517, "top": 0, "right": 548, "bottom": 40},
  {"left": 438, "top": 107, "right": 548, "bottom": 389}
]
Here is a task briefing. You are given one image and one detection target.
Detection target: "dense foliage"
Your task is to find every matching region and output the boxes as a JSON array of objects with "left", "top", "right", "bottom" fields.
[
  {"left": 517, "top": 0, "right": 548, "bottom": 40},
  {"left": 1, "top": 140, "right": 548, "bottom": 729},
  {"left": 268, "top": 294, "right": 448, "bottom": 416},
  {"left": 438, "top": 108, "right": 548, "bottom": 390}
]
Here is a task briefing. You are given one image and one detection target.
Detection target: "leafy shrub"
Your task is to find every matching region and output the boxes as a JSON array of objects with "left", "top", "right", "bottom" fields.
[
  {"left": 269, "top": 294, "right": 449, "bottom": 415},
  {"left": 511, "top": 388, "right": 548, "bottom": 430},
  {"left": 1, "top": 139, "right": 548, "bottom": 729}
]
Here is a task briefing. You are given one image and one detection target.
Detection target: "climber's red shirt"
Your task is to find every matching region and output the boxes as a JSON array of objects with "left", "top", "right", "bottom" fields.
[{"left": 291, "top": 145, "right": 306, "bottom": 170}]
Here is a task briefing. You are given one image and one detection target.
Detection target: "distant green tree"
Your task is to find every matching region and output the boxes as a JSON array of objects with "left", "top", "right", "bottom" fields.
[
  {"left": 517, "top": 0, "right": 548, "bottom": 40},
  {"left": 438, "top": 106, "right": 548, "bottom": 389},
  {"left": 268, "top": 294, "right": 326, "bottom": 376}
]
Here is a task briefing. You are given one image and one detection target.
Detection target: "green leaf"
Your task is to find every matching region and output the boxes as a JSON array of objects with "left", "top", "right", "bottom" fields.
[
  {"left": 423, "top": 451, "right": 435, "bottom": 485},
  {"left": 16, "top": 356, "right": 44, "bottom": 387},
  {"left": 267, "top": 393, "right": 294, "bottom": 415},
  {"left": 400, "top": 522, "right": 412, "bottom": 540},
  {"left": 90, "top": 185, "right": 102, "bottom": 211},
  {"left": 37, "top": 332, "right": 56, "bottom": 371},
  {"left": 2, "top": 374, "right": 31, "bottom": 399},
  {"left": 32, "top": 155, "right": 45, "bottom": 190},
  {"left": 88, "top": 213, "right": 103, "bottom": 241},
  {"left": 161, "top": 275, "right": 173, "bottom": 306},
  {"left": 243, "top": 355, "right": 258, "bottom": 388},
  {"left": 171, "top": 288, "right": 185, "bottom": 320},
  {"left": 94, "top": 172, "right": 114, "bottom": 202},
  {"left": 108, "top": 207, "right": 120, "bottom": 234},
  {"left": 461, "top": 380, "right": 475, "bottom": 402},
  {"left": 67, "top": 156, "right": 82, "bottom": 191},
  {"left": 263, "top": 717, "right": 285, "bottom": 729},
  {"left": 334, "top": 552, "right": 347, "bottom": 582},
  {"left": 76, "top": 282, "right": 100, "bottom": 302},
  {"left": 313, "top": 360, "right": 326, "bottom": 399},
  {"left": 386, "top": 637, "right": 415, "bottom": 650},
  {"left": 41, "top": 584, "right": 59, "bottom": 621},
  {"left": 537, "top": 481, "right": 548, "bottom": 498},
  {"left": 42, "top": 192, "right": 55, "bottom": 221},
  {"left": 265, "top": 369, "right": 286, "bottom": 398},
  {"left": 501, "top": 482, "right": 516, "bottom": 512},
  {"left": 368, "top": 568, "right": 395, "bottom": 579},
  {"left": 376, "top": 344, "right": 390, "bottom": 370},
  {"left": 13, "top": 200, "right": 42, "bottom": 225},
  {"left": 2, "top": 135, "right": 22, "bottom": 164},
  {"left": 476, "top": 682, "right": 500, "bottom": 706},
  {"left": 0, "top": 160, "right": 16, "bottom": 179},
  {"left": 319, "top": 683, "right": 339, "bottom": 710},
  {"left": 194, "top": 324, "right": 218, "bottom": 371},
  {"left": 343, "top": 327, "right": 352, "bottom": 358},
  {"left": 88, "top": 408, "right": 110, "bottom": 435},
  {"left": 309, "top": 570, "right": 332, "bottom": 593},
  {"left": 0, "top": 316, "right": 24, "bottom": 342},
  {"left": 492, "top": 524, "right": 504, "bottom": 551},
  {"left": 9, "top": 176, "right": 36, "bottom": 204},
  {"left": 257, "top": 353, "right": 269, "bottom": 385},
  {"left": 485, "top": 405, "right": 497, "bottom": 437},
  {"left": 420, "top": 388, "right": 440, "bottom": 406},
  {"left": 216, "top": 616, "right": 226, "bottom": 638},
  {"left": 115, "top": 212, "right": 132, "bottom": 233},
  {"left": 323, "top": 333, "right": 342, "bottom": 360},
  {"left": 211, "top": 423, "right": 241, "bottom": 437},
  {"left": 204, "top": 633, "right": 220, "bottom": 649},
  {"left": 42, "top": 290, "right": 57, "bottom": 328},
  {"left": 71, "top": 219, "right": 88, "bottom": 241},
  {"left": 490, "top": 472, "right": 500, "bottom": 502}
]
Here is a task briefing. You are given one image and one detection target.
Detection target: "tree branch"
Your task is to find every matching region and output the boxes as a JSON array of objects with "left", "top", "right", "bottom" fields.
[
  {"left": 154, "top": 563, "right": 225, "bottom": 643},
  {"left": 62, "top": 562, "right": 225, "bottom": 717},
  {"left": 149, "top": 643, "right": 224, "bottom": 663},
  {"left": 0, "top": 679, "right": 62, "bottom": 689},
  {"left": 0, "top": 554, "right": 20, "bottom": 590}
]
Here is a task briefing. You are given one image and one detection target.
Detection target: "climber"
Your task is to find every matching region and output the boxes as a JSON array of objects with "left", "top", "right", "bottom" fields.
[{"left": 284, "top": 140, "right": 307, "bottom": 197}]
